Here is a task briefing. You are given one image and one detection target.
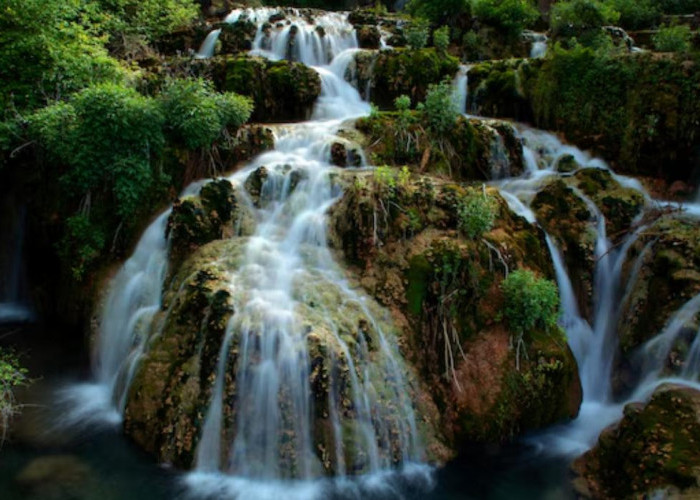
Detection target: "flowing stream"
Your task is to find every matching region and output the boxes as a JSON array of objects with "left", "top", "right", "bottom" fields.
[{"left": 45, "top": 8, "right": 700, "bottom": 499}]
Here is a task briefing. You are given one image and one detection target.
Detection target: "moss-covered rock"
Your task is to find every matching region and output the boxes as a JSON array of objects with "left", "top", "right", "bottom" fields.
[
  {"left": 166, "top": 179, "right": 248, "bottom": 265},
  {"left": 124, "top": 235, "right": 448, "bottom": 473},
  {"left": 355, "top": 113, "right": 523, "bottom": 181},
  {"left": 328, "top": 171, "right": 581, "bottom": 447},
  {"left": 573, "top": 384, "right": 700, "bottom": 499},
  {"left": 532, "top": 178, "right": 596, "bottom": 317},
  {"left": 467, "top": 52, "right": 700, "bottom": 184},
  {"left": 353, "top": 48, "right": 460, "bottom": 108},
  {"left": 356, "top": 25, "right": 381, "bottom": 49},
  {"left": 613, "top": 214, "right": 700, "bottom": 392},
  {"left": 189, "top": 55, "right": 321, "bottom": 123},
  {"left": 217, "top": 18, "right": 258, "bottom": 54}
]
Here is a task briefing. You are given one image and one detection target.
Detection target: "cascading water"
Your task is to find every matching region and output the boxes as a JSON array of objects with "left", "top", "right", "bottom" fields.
[
  {"left": 0, "top": 205, "right": 32, "bottom": 324},
  {"left": 71, "top": 9, "right": 428, "bottom": 498}
]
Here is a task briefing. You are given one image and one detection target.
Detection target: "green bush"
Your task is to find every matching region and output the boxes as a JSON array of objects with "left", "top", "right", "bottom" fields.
[
  {"left": 433, "top": 26, "right": 451, "bottom": 52},
  {"left": 160, "top": 78, "right": 252, "bottom": 150},
  {"left": 0, "top": 348, "right": 28, "bottom": 443},
  {"left": 405, "top": 19, "right": 430, "bottom": 50},
  {"left": 501, "top": 269, "right": 559, "bottom": 335},
  {"left": 58, "top": 214, "right": 107, "bottom": 281},
  {"left": 100, "top": 0, "right": 198, "bottom": 42},
  {"left": 550, "top": 0, "right": 620, "bottom": 41},
  {"left": 658, "top": 0, "right": 700, "bottom": 14},
  {"left": 406, "top": 0, "right": 471, "bottom": 24},
  {"left": 419, "top": 81, "right": 459, "bottom": 134},
  {"left": 29, "top": 83, "right": 165, "bottom": 220},
  {"left": 473, "top": 0, "right": 540, "bottom": 38},
  {"left": 0, "top": 0, "right": 125, "bottom": 111},
  {"left": 604, "top": 0, "right": 660, "bottom": 30},
  {"left": 457, "top": 188, "right": 498, "bottom": 238},
  {"left": 653, "top": 24, "right": 692, "bottom": 53}
]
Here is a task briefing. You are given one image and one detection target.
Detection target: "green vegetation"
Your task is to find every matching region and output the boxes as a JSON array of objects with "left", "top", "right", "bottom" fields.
[
  {"left": 605, "top": 0, "right": 659, "bottom": 30},
  {"left": 0, "top": 349, "right": 28, "bottom": 443},
  {"left": 653, "top": 24, "right": 693, "bottom": 53},
  {"left": 405, "top": 19, "right": 430, "bottom": 50},
  {"left": 501, "top": 269, "right": 559, "bottom": 336},
  {"left": 457, "top": 188, "right": 498, "bottom": 238},
  {"left": 406, "top": 0, "right": 471, "bottom": 24},
  {"left": 100, "top": 0, "right": 197, "bottom": 44},
  {"left": 550, "top": 0, "right": 620, "bottom": 45},
  {"left": 433, "top": 26, "right": 451, "bottom": 53},
  {"left": 160, "top": 78, "right": 253, "bottom": 150},
  {"left": 419, "top": 81, "right": 459, "bottom": 134},
  {"left": 473, "top": 0, "right": 540, "bottom": 38}
]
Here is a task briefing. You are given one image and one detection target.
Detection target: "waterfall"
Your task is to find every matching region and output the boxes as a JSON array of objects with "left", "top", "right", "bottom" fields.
[
  {"left": 0, "top": 205, "right": 32, "bottom": 324},
  {"left": 451, "top": 65, "right": 469, "bottom": 116},
  {"left": 196, "top": 28, "right": 222, "bottom": 58},
  {"left": 66, "top": 9, "right": 428, "bottom": 495}
]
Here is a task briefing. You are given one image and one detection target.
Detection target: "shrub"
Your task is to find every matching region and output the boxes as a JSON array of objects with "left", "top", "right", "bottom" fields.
[
  {"left": 604, "top": 0, "right": 660, "bottom": 30},
  {"left": 406, "top": 0, "right": 471, "bottom": 24},
  {"left": 160, "top": 78, "right": 252, "bottom": 150},
  {"left": 457, "top": 187, "right": 498, "bottom": 238},
  {"left": 473, "top": 0, "right": 540, "bottom": 38},
  {"left": 101, "top": 0, "right": 198, "bottom": 42},
  {"left": 58, "top": 214, "right": 107, "bottom": 281},
  {"left": 501, "top": 269, "right": 559, "bottom": 335},
  {"left": 395, "top": 94, "right": 413, "bottom": 129},
  {"left": 433, "top": 26, "right": 451, "bottom": 52},
  {"left": 419, "top": 81, "right": 458, "bottom": 134},
  {"left": 0, "top": 348, "right": 28, "bottom": 443},
  {"left": 653, "top": 24, "right": 692, "bottom": 53},
  {"left": 658, "top": 0, "right": 700, "bottom": 14},
  {"left": 29, "top": 83, "right": 165, "bottom": 220},
  {"left": 462, "top": 31, "right": 483, "bottom": 60},
  {"left": 550, "top": 0, "right": 620, "bottom": 41},
  {"left": 405, "top": 19, "right": 430, "bottom": 50}
]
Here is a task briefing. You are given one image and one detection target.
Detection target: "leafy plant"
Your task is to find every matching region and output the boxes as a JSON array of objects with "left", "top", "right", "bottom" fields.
[
  {"left": 550, "top": 0, "right": 620, "bottom": 41},
  {"left": 58, "top": 214, "right": 107, "bottom": 281},
  {"left": 604, "top": 0, "right": 659, "bottom": 30},
  {"left": 405, "top": 19, "right": 430, "bottom": 50},
  {"left": 406, "top": 0, "right": 471, "bottom": 24},
  {"left": 419, "top": 81, "right": 459, "bottom": 134},
  {"left": 653, "top": 24, "right": 692, "bottom": 53},
  {"left": 159, "top": 78, "right": 252, "bottom": 150},
  {"left": 473, "top": 0, "right": 540, "bottom": 38},
  {"left": 29, "top": 83, "right": 165, "bottom": 220},
  {"left": 100, "top": 0, "right": 198, "bottom": 43},
  {"left": 433, "top": 26, "right": 451, "bottom": 52},
  {"left": 457, "top": 187, "right": 498, "bottom": 238},
  {"left": 501, "top": 269, "right": 559, "bottom": 336},
  {"left": 0, "top": 349, "right": 28, "bottom": 444},
  {"left": 394, "top": 94, "right": 413, "bottom": 129}
]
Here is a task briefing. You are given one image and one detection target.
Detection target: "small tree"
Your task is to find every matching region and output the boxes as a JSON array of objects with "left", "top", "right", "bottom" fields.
[
  {"left": 653, "top": 24, "right": 692, "bottom": 53},
  {"left": 502, "top": 269, "right": 559, "bottom": 336},
  {"left": 419, "top": 81, "right": 458, "bottom": 134},
  {"left": 433, "top": 26, "right": 450, "bottom": 52},
  {"left": 405, "top": 19, "right": 430, "bottom": 50},
  {"left": 457, "top": 188, "right": 498, "bottom": 238}
]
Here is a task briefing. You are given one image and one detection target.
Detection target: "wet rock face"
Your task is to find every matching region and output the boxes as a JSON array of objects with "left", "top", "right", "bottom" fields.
[
  {"left": 123, "top": 236, "right": 447, "bottom": 474},
  {"left": 166, "top": 179, "right": 238, "bottom": 264},
  {"left": 218, "top": 19, "right": 258, "bottom": 54},
  {"left": 328, "top": 172, "right": 582, "bottom": 446},
  {"left": 190, "top": 55, "right": 321, "bottom": 122},
  {"left": 356, "top": 25, "right": 381, "bottom": 49},
  {"left": 573, "top": 384, "right": 700, "bottom": 499},
  {"left": 613, "top": 214, "right": 700, "bottom": 395},
  {"left": 330, "top": 141, "right": 362, "bottom": 168},
  {"left": 353, "top": 48, "right": 460, "bottom": 108},
  {"left": 531, "top": 168, "right": 645, "bottom": 320},
  {"left": 356, "top": 114, "right": 523, "bottom": 181}
]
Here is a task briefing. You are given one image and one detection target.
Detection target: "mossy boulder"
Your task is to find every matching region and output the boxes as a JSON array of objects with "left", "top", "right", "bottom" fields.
[
  {"left": 613, "top": 214, "right": 700, "bottom": 393},
  {"left": 355, "top": 113, "right": 523, "bottom": 181},
  {"left": 123, "top": 235, "right": 448, "bottom": 473},
  {"left": 468, "top": 52, "right": 700, "bottom": 184},
  {"left": 191, "top": 55, "right": 321, "bottom": 123},
  {"left": 531, "top": 169, "right": 644, "bottom": 319},
  {"left": 573, "top": 384, "right": 700, "bottom": 499},
  {"left": 217, "top": 18, "right": 258, "bottom": 54},
  {"left": 353, "top": 48, "right": 460, "bottom": 108},
  {"left": 166, "top": 179, "right": 251, "bottom": 265},
  {"left": 532, "top": 178, "right": 596, "bottom": 318},
  {"left": 356, "top": 25, "right": 381, "bottom": 49},
  {"left": 328, "top": 171, "right": 581, "bottom": 447}
]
